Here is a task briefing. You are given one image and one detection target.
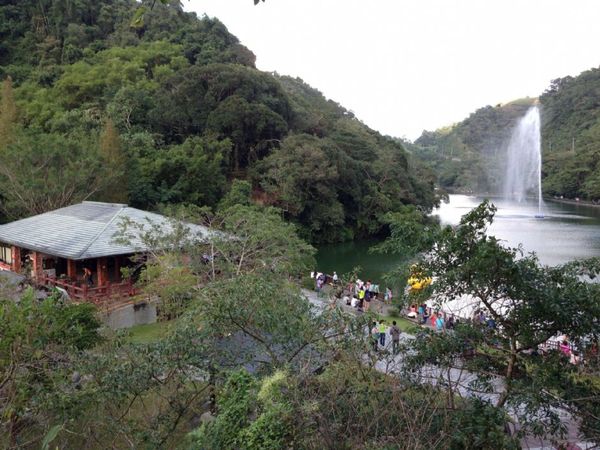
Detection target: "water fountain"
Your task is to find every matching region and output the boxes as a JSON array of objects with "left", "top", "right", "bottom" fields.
[{"left": 503, "top": 105, "right": 544, "bottom": 217}]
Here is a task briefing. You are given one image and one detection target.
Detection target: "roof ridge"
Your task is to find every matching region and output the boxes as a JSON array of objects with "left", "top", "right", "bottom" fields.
[
  {"left": 82, "top": 200, "right": 128, "bottom": 207},
  {"left": 74, "top": 205, "right": 127, "bottom": 259}
]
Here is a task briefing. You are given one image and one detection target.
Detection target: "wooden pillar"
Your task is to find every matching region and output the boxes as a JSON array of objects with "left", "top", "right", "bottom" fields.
[
  {"left": 67, "top": 259, "right": 77, "bottom": 279},
  {"left": 97, "top": 257, "right": 108, "bottom": 286},
  {"left": 31, "top": 251, "right": 43, "bottom": 279},
  {"left": 11, "top": 246, "right": 21, "bottom": 273},
  {"left": 114, "top": 256, "right": 121, "bottom": 282}
]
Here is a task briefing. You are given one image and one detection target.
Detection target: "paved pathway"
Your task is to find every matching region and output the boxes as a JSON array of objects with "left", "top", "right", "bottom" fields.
[{"left": 302, "top": 288, "right": 595, "bottom": 450}]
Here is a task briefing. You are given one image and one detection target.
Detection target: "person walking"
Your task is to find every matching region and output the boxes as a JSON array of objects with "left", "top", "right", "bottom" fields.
[
  {"left": 430, "top": 310, "right": 437, "bottom": 328},
  {"left": 378, "top": 320, "right": 387, "bottom": 347},
  {"left": 389, "top": 321, "right": 401, "bottom": 354},
  {"left": 422, "top": 306, "right": 429, "bottom": 325},
  {"left": 435, "top": 314, "right": 445, "bottom": 332},
  {"left": 358, "top": 287, "right": 366, "bottom": 310},
  {"left": 446, "top": 315, "right": 455, "bottom": 330},
  {"left": 370, "top": 322, "right": 379, "bottom": 352},
  {"left": 417, "top": 304, "right": 425, "bottom": 324}
]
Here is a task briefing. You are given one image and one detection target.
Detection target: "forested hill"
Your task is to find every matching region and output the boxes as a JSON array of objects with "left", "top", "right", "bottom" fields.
[
  {"left": 540, "top": 68, "right": 600, "bottom": 200},
  {"left": 411, "top": 66, "right": 600, "bottom": 201},
  {"left": 0, "top": 0, "right": 437, "bottom": 243},
  {"left": 410, "top": 98, "right": 536, "bottom": 194}
]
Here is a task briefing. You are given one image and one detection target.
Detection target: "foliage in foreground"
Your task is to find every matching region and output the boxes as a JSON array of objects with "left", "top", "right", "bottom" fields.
[
  {"left": 117, "top": 203, "right": 316, "bottom": 318},
  {"left": 188, "top": 363, "right": 519, "bottom": 450},
  {"left": 2, "top": 200, "right": 599, "bottom": 448},
  {"left": 384, "top": 200, "right": 600, "bottom": 443},
  {"left": 0, "top": 291, "right": 101, "bottom": 448},
  {"left": 0, "top": 260, "right": 517, "bottom": 449}
]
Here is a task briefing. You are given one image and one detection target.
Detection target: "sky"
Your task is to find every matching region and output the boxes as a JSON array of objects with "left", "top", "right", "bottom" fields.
[{"left": 187, "top": 0, "right": 600, "bottom": 141}]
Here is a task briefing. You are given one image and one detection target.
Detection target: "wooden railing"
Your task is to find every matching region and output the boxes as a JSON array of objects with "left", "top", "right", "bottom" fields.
[{"left": 37, "top": 275, "right": 136, "bottom": 304}]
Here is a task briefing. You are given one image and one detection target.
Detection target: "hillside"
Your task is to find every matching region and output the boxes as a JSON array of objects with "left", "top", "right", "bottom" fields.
[
  {"left": 411, "top": 66, "right": 600, "bottom": 201},
  {"left": 411, "top": 98, "right": 536, "bottom": 194},
  {"left": 0, "top": 0, "right": 437, "bottom": 243},
  {"left": 540, "top": 67, "right": 600, "bottom": 199}
]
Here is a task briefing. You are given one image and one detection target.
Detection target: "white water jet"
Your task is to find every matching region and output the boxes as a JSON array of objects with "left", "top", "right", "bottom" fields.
[{"left": 503, "top": 105, "right": 543, "bottom": 215}]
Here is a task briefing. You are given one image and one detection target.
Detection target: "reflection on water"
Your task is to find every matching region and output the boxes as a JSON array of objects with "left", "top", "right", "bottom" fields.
[
  {"left": 434, "top": 195, "right": 600, "bottom": 266},
  {"left": 314, "top": 239, "right": 401, "bottom": 282},
  {"left": 316, "top": 195, "right": 600, "bottom": 281}
]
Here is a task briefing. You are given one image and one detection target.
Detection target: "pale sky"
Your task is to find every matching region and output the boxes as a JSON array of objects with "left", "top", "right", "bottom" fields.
[{"left": 187, "top": 0, "right": 600, "bottom": 140}]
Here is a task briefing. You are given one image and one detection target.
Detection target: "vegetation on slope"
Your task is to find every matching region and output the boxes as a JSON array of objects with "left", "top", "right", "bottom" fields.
[
  {"left": 0, "top": 0, "right": 437, "bottom": 242},
  {"left": 411, "top": 65, "right": 600, "bottom": 201},
  {"left": 410, "top": 98, "right": 535, "bottom": 194},
  {"left": 540, "top": 68, "right": 600, "bottom": 200}
]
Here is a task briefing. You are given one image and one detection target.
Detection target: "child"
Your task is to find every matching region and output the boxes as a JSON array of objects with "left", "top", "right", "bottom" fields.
[{"left": 385, "top": 287, "right": 393, "bottom": 303}]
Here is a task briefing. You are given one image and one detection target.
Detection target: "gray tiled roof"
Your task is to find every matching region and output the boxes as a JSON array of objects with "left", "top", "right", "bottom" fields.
[{"left": 0, "top": 202, "right": 212, "bottom": 260}]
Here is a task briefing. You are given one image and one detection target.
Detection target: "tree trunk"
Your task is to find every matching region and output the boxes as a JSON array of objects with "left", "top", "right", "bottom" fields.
[{"left": 496, "top": 339, "right": 517, "bottom": 408}]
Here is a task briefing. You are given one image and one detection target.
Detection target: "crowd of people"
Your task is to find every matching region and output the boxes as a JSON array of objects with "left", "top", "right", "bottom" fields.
[
  {"left": 343, "top": 278, "right": 384, "bottom": 312},
  {"left": 404, "top": 303, "right": 461, "bottom": 332},
  {"left": 539, "top": 335, "right": 594, "bottom": 366},
  {"left": 310, "top": 271, "right": 597, "bottom": 367},
  {"left": 311, "top": 270, "right": 393, "bottom": 312},
  {"left": 342, "top": 278, "right": 392, "bottom": 312}
]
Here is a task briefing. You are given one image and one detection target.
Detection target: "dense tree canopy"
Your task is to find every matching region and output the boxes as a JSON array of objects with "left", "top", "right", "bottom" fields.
[
  {"left": 0, "top": 0, "right": 437, "bottom": 242},
  {"left": 540, "top": 68, "right": 600, "bottom": 200}
]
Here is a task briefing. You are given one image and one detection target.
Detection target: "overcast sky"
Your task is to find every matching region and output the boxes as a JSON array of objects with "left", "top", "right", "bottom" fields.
[{"left": 187, "top": 0, "right": 600, "bottom": 140}]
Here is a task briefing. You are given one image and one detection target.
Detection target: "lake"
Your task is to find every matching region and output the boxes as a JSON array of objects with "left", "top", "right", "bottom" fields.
[{"left": 315, "top": 195, "right": 600, "bottom": 282}]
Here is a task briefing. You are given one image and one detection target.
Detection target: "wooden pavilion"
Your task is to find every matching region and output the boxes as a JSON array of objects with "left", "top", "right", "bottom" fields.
[{"left": 0, "top": 201, "right": 211, "bottom": 304}]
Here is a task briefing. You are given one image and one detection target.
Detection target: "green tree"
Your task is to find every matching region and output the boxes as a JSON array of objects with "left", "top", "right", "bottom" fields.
[
  {"left": 187, "top": 370, "right": 292, "bottom": 450},
  {"left": 206, "top": 95, "right": 288, "bottom": 172},
  {"left": 53, "top": 41, "right": 187, "bottom": 110},
  {"left": 218, "top": 179, "right": 252, "bottom": 210},
  {"left": 0, "top": 130, "right": 106, "bottom": 219},
  {"left": 189, "top": 274, "right": 328, "bottom": 368},
  {"left": 45, "top": 322, "right": 215, "bottom": 449},
  {"left": 395, "top": 201, "right": 600, "bottom": 441},
  {"left": 0, "top": 290, "right": 101, "bottom": 447},
  {"left": 188, "top": 360, "right": 519, "bottom": 450},
  {"left": 115, "top": 203, "right": 315, "bottom": 317},
  {"left": 213, "top": 204, "right": 316, "bottom": 278},
  {"left": 140, "top": 135, "right": 231, "bottom": 208},
  {"left": 258, "top": 134, "right": 344, "bottom": 241},
  {"left": 0, "top": 76, "right": 17, "bottom": 149},
  {"left": 98, "top": 118, "right": 128, "bottom": 203}
]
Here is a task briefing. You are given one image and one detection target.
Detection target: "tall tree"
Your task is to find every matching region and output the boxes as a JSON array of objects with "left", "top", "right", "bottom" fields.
[
  {"left": 0, "top": 132, "right": 105, "bottom": 219},
  {"left": 0, "top": 76, "right": 17, "bottom": 150},
  {"left": 98, "top": 118, "right": 128, "bottom": 204}
]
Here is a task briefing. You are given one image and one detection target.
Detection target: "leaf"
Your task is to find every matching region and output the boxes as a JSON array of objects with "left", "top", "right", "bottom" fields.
[
  {"left": 41, "top": 424, "right": 62, "bottom": 450},
  {"left": 131, "top": 6, "right": 147, "bottom": 28}
]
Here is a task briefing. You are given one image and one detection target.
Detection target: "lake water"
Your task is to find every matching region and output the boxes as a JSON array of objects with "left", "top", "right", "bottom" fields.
[{"left": 315, "top": 195, "right": 600, "bottom": 282}]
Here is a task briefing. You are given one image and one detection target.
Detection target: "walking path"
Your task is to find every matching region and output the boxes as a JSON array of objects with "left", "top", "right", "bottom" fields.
[{"left": 302, "top": 288, "right": 595, "bottom": 450}]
